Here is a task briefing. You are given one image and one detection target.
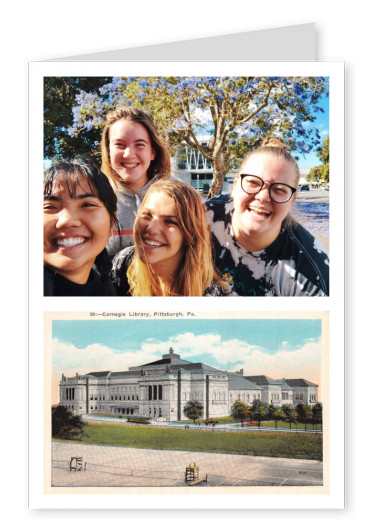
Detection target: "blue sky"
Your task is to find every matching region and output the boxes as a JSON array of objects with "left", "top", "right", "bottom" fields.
[
  {"left": 53, "top": 318, "right": 321, "bottom": 356},
  {"left": 51, "top": 318, "right": 323, "bottom": 403},
  {"left": 294, "top": 92, "right": 329, "bottom": 169}
]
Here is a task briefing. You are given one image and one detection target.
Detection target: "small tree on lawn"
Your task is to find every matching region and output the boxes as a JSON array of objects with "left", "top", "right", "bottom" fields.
[
  {"left": 52, "top": 405, "right": 85, "bottom": 440},
  {"left": 231, "top": 399, "right": 251, "bottom": 427},
  {"left": 282, "top": 404, "right": 297, "bottom": 430},
  {"left": 272, "top": 407, "right": 287, "bottom": 429},
  {"left": 312, "top": 402, "right": 323, "bottom": 431},
  {"left": 268, "top": 403, "right": 276, "bottom": 420},
  {"left": 183, "top": 400, "right": 204, "bottom": 424},
  {"left": 296, "top": 403, "right": 313, "bottom": 431},
  {"left": 250, "top": 399, "right": 268, "bottom": 428}
]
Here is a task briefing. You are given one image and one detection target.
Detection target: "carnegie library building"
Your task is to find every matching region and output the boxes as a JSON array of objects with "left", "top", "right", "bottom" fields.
[{"left": 59, "top": 348, "right": 319, "bottom": 421}]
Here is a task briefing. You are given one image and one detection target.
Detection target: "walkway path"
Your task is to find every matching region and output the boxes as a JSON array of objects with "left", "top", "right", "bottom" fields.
[{"left": 51, "top": 441, "right": 323, "bottom": 488}]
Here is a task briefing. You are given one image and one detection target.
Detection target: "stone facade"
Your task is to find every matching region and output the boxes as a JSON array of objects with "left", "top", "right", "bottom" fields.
[
  {"left": 59, "top": 349, "right": 318, "bottom": 420},
  {"left": 283, "top": 379, "right": 319, "bottom": 405},
  {"left": 244, "top": 376, "right": 294, "bottom": 406}
]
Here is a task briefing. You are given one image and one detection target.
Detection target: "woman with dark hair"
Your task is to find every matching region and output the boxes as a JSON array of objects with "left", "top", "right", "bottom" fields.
[
  {"left": 101, "top": 106, "right": 171, "bottom": 257},
  {"left": 43, "top": 158, "right": 119, "bottom": 296},
  {"left": 111, "top": 180, "right": 225, "bottom": 296},
  {"left": 206, "top": 138, "right": 329, "bottom": 296}
]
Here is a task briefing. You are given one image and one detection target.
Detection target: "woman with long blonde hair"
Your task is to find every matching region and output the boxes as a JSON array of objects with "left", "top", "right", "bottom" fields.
[{"left": 111, "top": 180, "right": 225, "bottom": 296}]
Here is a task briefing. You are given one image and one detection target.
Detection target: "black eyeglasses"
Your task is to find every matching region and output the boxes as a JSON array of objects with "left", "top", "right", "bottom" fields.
[{"left": 240, "top": 174, "right": 296, "bottom": 203}]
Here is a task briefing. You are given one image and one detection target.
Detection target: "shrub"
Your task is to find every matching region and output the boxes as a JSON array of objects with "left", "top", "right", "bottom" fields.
[{"left": 127, "top": 417, "right": 151, "bottom": 424}]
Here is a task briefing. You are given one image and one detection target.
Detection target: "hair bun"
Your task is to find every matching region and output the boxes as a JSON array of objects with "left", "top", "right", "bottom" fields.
[{"left": 262, "top": 137, "right": 290, "bottom": 151}]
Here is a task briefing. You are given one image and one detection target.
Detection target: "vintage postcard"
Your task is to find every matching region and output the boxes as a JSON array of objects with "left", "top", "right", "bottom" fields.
[{"left": 44, "top": 311, "right": 329, "bottom": 501}]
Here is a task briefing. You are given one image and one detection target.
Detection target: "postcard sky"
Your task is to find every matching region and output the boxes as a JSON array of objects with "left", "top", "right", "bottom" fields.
[{"left": 51, "top": 318, "right": 322, "bottom": 404}]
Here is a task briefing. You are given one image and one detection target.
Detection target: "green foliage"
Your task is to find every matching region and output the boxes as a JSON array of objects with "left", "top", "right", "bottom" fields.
[
  {"left": 203, "top": 418, "right": 218, "bottom": 426},
  {"left": 312, "top": 403, "right": 323, "bottom": 424},
  {"left": 317, "top": 136, "right": 329, "bottom": 165},
  {"left": 307, "top": 136, "right": 329, "bottom": 183},
  {"left": 296, "top": 404, "right": 314, "bottom": 429},
  {"left": 52, "top": 405, "right": 85, "bottom": 440},
  {"left": 282, "top": 404, "right": 298, "bottom": 428},
  {"left": 44, "top": 77, "right": 111, "bottom": 161},
  {"left": 272, "top": 407, "right": 287, "bottom": 428},
  {"left": 231, "top": 399, "right": 251, "bottom": 426},
  {"left": 127, "top": 417, "right": 151, "bottom": 424},
  {"left": 45, "top": 76, "right": 328, "bottom": 197},
  {"left": 183, "top": 400, "right": 204, "bottom": 423},
  {"left": 307, "top": 165, "right": 324, "bottom": 182},
  {"left": 250, "top": 399, "right": 268, "bottom": 427},
  {"left": 80, "top": 423, "right": 323, "bottom": 460},
  {"left": 268, "top": 403, "right": 276, "bottom": 420}
]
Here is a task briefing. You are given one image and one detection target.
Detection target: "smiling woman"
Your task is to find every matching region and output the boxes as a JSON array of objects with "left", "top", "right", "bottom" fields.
[
  {"left": 206, "top": 138, "right": 329, "bottom": 296},
  {"left": 111, "top": 180, "right": 225, "bottom": 296},
  {"left": 43, "top": 159, "right": 118, "bottom": 296},
  {"left": 101, "top": 107, "right": 171, "bottom": 257}
]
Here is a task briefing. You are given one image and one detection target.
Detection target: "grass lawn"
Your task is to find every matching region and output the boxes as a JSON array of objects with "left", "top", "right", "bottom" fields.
[
  {"left": 262, "top": 421, "right": 323, "bottom": 431},
  {"left": 59, "top": 423, "right": 322, "bottom": 461}
]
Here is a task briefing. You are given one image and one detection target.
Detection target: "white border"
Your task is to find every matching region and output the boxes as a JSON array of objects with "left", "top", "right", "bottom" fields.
[{"left": 29, "top": 61, "right": 344, "bottom": 509}]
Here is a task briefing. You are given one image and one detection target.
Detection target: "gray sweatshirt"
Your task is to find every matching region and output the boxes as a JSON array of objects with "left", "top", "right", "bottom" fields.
[{"left": 106, "top": 180, "right": 154, "bottom": 258}]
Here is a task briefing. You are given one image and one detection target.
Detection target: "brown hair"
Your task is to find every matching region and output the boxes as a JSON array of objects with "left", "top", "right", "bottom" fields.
[
  {"left": 127, "top": 180, "right": 222, "bottom": 296},
  {"left": 100, "top": 107, "right": 171, "bottom": 192}
]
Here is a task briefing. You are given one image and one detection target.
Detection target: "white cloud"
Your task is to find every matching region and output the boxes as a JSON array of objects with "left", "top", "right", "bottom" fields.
[
  {"left": 152, "top": 333, "right": 259, "bottom": 366},
  {"left": 52, "top": 338, "right": 157, "bottom": 374},
  {"left": 52, "top": 333, "right": 321, "bottom": 384},
  {"left": 237, "top": 340, "right": 321, "bottom": 386}
]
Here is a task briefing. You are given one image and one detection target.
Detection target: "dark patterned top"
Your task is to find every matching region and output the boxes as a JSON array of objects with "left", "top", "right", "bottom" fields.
[
  {"left": 205, "top": 194, "right": 329, "bottom": 297},
  {"left": 111, "top": 246, "right": 225, "bottom": 297}
]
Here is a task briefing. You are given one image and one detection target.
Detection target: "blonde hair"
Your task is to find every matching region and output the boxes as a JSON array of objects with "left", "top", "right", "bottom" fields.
[
  {"left": 236, "top": 136, "right": 299, "bottom": 229},
  {"left": 239, "top": 136, "right": 300, "bottom": 189},
  {"left": 127, "top": 180, "right": 222, "bottom": 296},
  {"left": 100, "top": 107, "right": 171, "bottom": 192}
]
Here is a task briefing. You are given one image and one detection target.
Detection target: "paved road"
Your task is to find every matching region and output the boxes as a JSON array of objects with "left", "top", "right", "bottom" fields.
[
  {"left": 297, "top": 189, "right": 329, "bottom": 204},
  {"left": 292, "top": 191, "right": 329, "bottom": 251},
  {"left": 50, "top": 441, "right": 324, "bottom": 489}
]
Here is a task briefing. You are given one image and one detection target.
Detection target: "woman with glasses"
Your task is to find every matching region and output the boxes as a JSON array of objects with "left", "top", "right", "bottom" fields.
[{"left": 206, "top": 137, "right": 329, "bottom": 296}]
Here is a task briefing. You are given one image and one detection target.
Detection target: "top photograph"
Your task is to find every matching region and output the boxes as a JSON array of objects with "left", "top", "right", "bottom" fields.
[{"left": 43, "top": 75, "right": 330, "bottom": 297}]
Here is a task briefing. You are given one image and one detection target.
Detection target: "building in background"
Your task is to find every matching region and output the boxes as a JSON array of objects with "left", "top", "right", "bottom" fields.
[
  {"left": 171, "top": 137, "right": 235, "bottom": 194},
  {"left": 59, "top": 348, "right": 319, "bottom": 421}
]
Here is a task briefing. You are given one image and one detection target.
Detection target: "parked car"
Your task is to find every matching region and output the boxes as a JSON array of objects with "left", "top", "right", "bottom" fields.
[
  {"left": 300, "top": 184, "right": 310, "bottom": 191},
  {"left": 320, "top": 184, "right": 329, "bottom": 191}
]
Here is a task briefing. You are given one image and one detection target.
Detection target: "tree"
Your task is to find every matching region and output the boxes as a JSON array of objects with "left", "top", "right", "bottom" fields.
[
  {"left": 312, "top": 402, "right": 323, "bottom": 430},
  {"left": 282, "top": 404, "right": 297, "bottom": 430},
  {"left": 306, "top": 165, "right": 323, "bottom": 182},
  {"left": 307, "top": 135, "right": 329, "bottom": 183},
  {"left": 267, "top": 403, "right": 276, "bottom": 420},
  {"left": 183, "top": 400, "right": 204, "bottom": 424},
  {"left": 250, "top": 398, "right": 268, "bottom": 428},
  {"left": 295, "top": 403, "right": 313, "bottom": 431},
  {"left": 52, "top": 405, "right": 85, "bottom": 440},
  {"left": 272, "top": 407, "right": 287, "bottom": 429},
  {"left": 231, "top": 399, "right": 251, "bottom": 427},
  {"left": 59, "top": 76, "right": 328, "bottom": 197},
  {"left": 44, "top": 76, "right": 112, "bottom": 161}
]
